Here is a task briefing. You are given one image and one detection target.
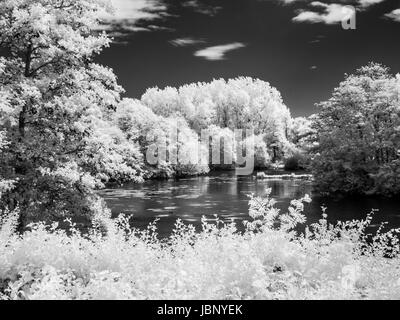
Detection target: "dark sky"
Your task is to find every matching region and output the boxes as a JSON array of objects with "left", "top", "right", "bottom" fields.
[{"left": 99, "top": 0, "right": 398, "bottom": 116}]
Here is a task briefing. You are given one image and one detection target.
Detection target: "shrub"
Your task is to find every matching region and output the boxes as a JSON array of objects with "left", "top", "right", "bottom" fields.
[{"left": 0, "top": 190, "right": 400, "bottom": 300}]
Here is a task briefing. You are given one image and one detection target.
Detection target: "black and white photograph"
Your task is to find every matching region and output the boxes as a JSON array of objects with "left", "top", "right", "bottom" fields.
[{"left": 1, "top": 0, "right": 400, "bottom": 303}]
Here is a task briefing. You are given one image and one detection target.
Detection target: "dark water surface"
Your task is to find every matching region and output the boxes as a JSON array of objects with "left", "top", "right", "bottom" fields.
[{"left": 99, "top": 172, "right": 400, "bottom": 238}]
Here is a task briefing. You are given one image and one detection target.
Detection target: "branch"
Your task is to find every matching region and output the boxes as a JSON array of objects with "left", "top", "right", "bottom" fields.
[{"left": 29, "top": 59, "right": 57, "bottom": 77}]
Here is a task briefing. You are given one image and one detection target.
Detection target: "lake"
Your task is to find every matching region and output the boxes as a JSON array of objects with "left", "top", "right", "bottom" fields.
[{"left": 99, "top": 171, "right": 400, "bottom": 238}]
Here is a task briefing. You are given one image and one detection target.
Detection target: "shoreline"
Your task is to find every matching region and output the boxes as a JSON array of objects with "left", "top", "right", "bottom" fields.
[{"left": 105, "top": 169, "right": 313, "bottom": 188}]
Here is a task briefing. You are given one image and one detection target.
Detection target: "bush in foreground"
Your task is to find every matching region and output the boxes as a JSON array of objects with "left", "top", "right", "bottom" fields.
[{"left": 0, "top": 191, "right": 400, "bottom": 300}]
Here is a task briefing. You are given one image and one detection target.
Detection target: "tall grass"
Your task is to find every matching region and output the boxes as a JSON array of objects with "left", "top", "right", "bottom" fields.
[{"left": 1, "top": 189, "right": 400, "bottom": 300}]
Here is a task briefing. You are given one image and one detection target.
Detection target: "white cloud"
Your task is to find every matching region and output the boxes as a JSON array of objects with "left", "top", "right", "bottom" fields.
[
  {"left": 99, "top": 0, "right": 168, "bottom": 32},
  {"left": 278, "top": 0, "right": 302, "bottom": 3},
  {"left": 385, "top": 9, "right": 400, "bottom": 22},
  {"left": 358, "top": 0, "right": 385, "bottom": 8},
  {"left": 170, "top": 38, "right": 206, "bottom": 47},
  {"left": 293, "top": 2, "right": 355, "bottom": 24},
  {"left": 182, "top": 0, "right": 222, "bottom": 16},
  {"left": 278, "top": 0, "right": 385, "bottom": 6},
  {"left": 194, "top": 43, "right": 245, "bottom": 61}
]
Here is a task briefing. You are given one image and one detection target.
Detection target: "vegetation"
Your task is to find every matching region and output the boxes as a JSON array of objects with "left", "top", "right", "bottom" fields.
[
  {"left": 1, "top": 191, "right": 400, "bottom": 300},
  {"left": 311, "top": 63, "right": 400, "bottom": 196},
  {"left": 115, "top": 99, "right": 210, "bottom": 178},
  {"left": 0, "top": 0, "right": 310, "bottom": 227},
  {"left": 1, "top": 0, "right": 400, "bottom": 301},
  {"left": 0, "top": 0, "right": 145, "bottom": 229},
  {"left": 141, "top": 78, "right": 298, "bottom": 168}
]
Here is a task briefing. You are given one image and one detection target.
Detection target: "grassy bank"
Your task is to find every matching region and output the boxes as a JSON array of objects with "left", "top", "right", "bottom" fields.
[{"left": 0, "top": 190, "right": 399, "bottom": 300}]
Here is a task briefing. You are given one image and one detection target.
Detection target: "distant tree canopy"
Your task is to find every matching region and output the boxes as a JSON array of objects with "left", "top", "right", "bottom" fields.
[
  {"left": 311, "top": 63, "right": 400, "bottom": 196},
  {"left": 115, "top": 99, "right": 209, "bottom": 178},
  {"left": 140, "top": 78, "right": 299, "bottom": 168},
  {"left": 141, "top": 78, "right": 291, "bottom": 132}
]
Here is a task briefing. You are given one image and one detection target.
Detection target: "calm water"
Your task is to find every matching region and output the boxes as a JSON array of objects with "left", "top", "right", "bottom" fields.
[{"left": 99, "top": 172, "right": 400, "bottom": 238}]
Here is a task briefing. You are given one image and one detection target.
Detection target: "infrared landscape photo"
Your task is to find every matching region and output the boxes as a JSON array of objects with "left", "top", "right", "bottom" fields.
[{"left": 1, "top": 0, "right": 400, "bottom": 302}]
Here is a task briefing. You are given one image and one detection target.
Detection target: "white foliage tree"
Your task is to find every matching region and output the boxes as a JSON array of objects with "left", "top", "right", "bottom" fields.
[
  {"left": 0, "top": 0, "right": 143, "bottom": 229},
  {"left": 141, "top": 77, "right": 294, "bottom": 165}
]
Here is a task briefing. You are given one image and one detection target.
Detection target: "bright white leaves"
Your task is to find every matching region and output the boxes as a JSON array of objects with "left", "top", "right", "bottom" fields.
[
  {"left": 140, "top": 77, "right": 296, "bottom": 170},
  {"left": 0, "top": 0, "right": 109, "bottom": 59},
  {"left": 115, "top": 99, "right": 210, "bottom": 177},
  {"left": 312, "top": 63, "right": 400, "bottom": 196},
  {"left": 0, "top": 0, "right": 145, "bottom": 222}
]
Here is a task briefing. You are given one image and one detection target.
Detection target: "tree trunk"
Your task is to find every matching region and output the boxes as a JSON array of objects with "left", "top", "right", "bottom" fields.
[{"left": 18, "top": 44, "right": 33, "bottom": 139}]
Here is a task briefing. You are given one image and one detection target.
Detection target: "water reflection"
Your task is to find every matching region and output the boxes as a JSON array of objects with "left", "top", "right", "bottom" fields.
[{"left": 99, "top": 172, "right": 400, "bottom": 238}]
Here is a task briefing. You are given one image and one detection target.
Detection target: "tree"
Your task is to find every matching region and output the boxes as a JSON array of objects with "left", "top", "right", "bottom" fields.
[
  {"left": 242, "top": 134, "right": 271, "bottom": 169},
  {"left": 141, "top": 77, "right": 294, "bottom": 164},
  {"left": 311, "top": 63, "right": 400, "bottom": 196},
  {"left": 0, "top": 131, "right": 14, "bottom": 198},
  {"left": 0, "top": 0, "right": 142, "bottom": 229},
  {"left": 115, "top": 98, "right": 209, "bottom": 178},
  {"left": 285, "top": 116, "right": 316, "bottom": 170}
]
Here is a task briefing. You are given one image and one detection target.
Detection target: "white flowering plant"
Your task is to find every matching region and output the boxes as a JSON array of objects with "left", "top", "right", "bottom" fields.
[{"left": 0, "top": 189, "right": 399, "bottom": 300}]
